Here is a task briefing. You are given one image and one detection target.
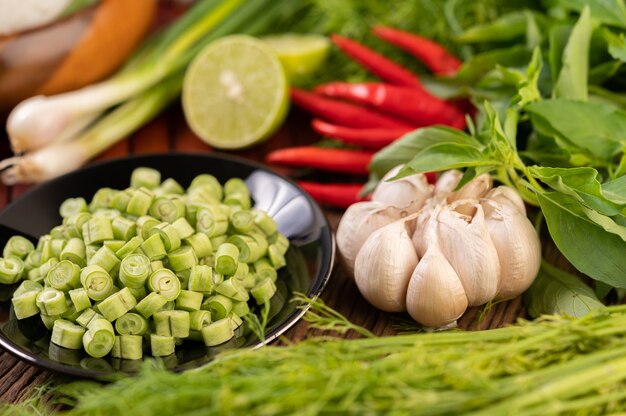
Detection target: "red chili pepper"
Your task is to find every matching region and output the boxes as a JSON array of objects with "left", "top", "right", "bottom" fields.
[
  {"left": 314, "top": 82, "right": 466, "bottom": 129},
  {"left": 372, "top": 26, "right": 462, "bottom": 76},
  {"left": 330, "top": 34, "right": 422, "bottom": 88},
  {"left": 311, "top": 119, "right": 411, "bottom": 149},
  {"left": 266, "top": 147, "right": 374, "bottom": 175},
  {"left": 297, "top": 181, "right": 368, "bottom": 209},
  {"left": 291, "top": 88, "right": 414, "bottom": 129}
]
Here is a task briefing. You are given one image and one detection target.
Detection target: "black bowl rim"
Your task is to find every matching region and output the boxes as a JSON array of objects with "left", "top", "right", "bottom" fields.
[{"left": 0, "top": 151, "right": 335, "bottom": 378}]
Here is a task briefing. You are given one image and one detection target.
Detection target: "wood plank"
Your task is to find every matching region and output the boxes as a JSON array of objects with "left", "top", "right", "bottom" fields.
[
  {"left": 130, "top": 115, "right": 170, "bottom": 154},
  {"left": 94, "top": 137, "right": 130, "bottom": 161}
]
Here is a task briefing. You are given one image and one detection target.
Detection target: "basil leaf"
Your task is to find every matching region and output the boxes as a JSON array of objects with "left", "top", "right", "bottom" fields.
[
  {"left": 455, "top": 11, "right": 528, "bottom": 43},
  {"left": 369, "top": 127, "right": 479, "bottom": 177},
  {"left": 538, "top": 192, "right": 626, "bottom": 287},
  {"left": 530, "top": 166, "right": 624, "bottom": 215},
  {"left": 403, "top": 143, "right": 497, "bottom": 175},
  {"left": 524, "top": 261, "right": 604, "bottom": 318},
  {"left": 589, "top": 60, "right": 622, "bottom": 84},
  {"left": 604, "top": 29, "right": 626, "bottom": 62},
  {"left": 601, "top": 175, "right": 626, "bottom": 204},
  {"left": 454, "top": 45, "right": 532, "bottom": 84},
  {"left": 553, "top": 6, "right": 591, "bottom": 101},
  {"left": 555, "top": 0, "right": 626, "bottom": 28},
  {"left": 548, "top": 24, "right": 573, "bottom": 85},
  {"left": 526, "top": 99, "right": 626, "bottom": 162}
]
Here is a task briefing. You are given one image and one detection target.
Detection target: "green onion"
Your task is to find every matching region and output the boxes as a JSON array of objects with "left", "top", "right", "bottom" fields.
[
  {"left": 24, "top": 250, "right": 42, "bottom": 271},
  {"left": 154, "top": 310, "right": 190, "bottom": 338},
  {"left": 110, "top": 189, "right": 133, "bottom": 212},
  {"left": 250, "top": 278, "right": 277, "bottom": 305},
  {"left": 3, "top": 235, "right": 34, "bottom": 259},
  {"left": 13, "top": 280, "right": 43, "bottom": 298},
  {"left": 229, "top": 210, "right": 255, "bottom": 233},
  {"left": 103, "top": 239, "right": 126, "bottom": 252},
  {"left": 188, "top": 264, "right": 214, "bottom": 293},
  {"left": 254, "top": 210, "right": 277, "bottom": 236},
  {"left": 189, "top": 310, "right": 212, "bottom": 331},
  {"left": 160, "top": 178, "right": 184, "bottom": 195},
  {"left": 89, "top": 188, "right": 116, "bottom": 211},
  {"left": 171, "top": 217, "right": 194, "bottom": 240},
  {"left": 216, "top": 278, "right": 249, "bottom": 302},
  {"left": 40, "top": 313, "right": 60, "bottom": 330},
  {"left": 227, "top": 234, "right": 265, "bottom": 263},
  {"left": 64, "top": 212, "right": 91, "bottom": 238},
  {"left": 83, "top": 318, "right": 115, "bottom": 358},
  {"left": 131, "top": 167, "right": 161, "bottom": 190},
  {"left": 126, "top": 187, "right": 155, "bottom": 217},
  {"left": 203, "top": 294, "right": 232, "bottom": 320},
  {"left": 232, "top": 301, "right": 250, "bottom": 317},
  {"left": 253, "top": 258, "right": 277, "bottom": 283},
  {"left": 115, "top": 312, "right": 149, "bottom": 336},
  {"left": 137, "top": 215, "right": 160, "bottom": 240},
  {"left": 51, "top": 319, "right": 85, "bottom": 350},
  {"left": 196, "top": 206, "right": 228, "bottom": 237}
]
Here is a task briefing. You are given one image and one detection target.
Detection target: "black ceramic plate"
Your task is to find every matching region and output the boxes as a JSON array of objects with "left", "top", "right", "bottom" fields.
[{"left": 0, "top": 152, "right": 334, "bottom": 378}]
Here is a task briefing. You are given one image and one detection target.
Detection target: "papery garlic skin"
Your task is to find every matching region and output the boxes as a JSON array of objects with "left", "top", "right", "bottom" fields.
[
  {"left": 336, "top": 201, "right": 398, "bottom": 275},
  {"left": 448, "top": 174, "right": 493, "bottom": 203},
  {"left": 482, "top": 199, "right": 541, "bottom": 301},
  {"left": 436, "top": 201, "right": 500, "bottom": 306},
  {"left": 406, "top": 227, "right": 468, "bottom": 328},
  {"left": 372, "top": 165, "right": 433, "bottom": 208},
  {"left": 354, "top": 215, "right": 419, "bottom": 312},
  {"left": 433, "top": 169, "right": 463, "bottom": 199},
  {"left": 484, "top": 186, "right": 526, "bottom": 216}
]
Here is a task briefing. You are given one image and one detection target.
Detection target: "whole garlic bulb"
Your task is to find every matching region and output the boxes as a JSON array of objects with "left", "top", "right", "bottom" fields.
[
  {"left": 435, "top": 200, "right": 501, "bottom": 306},
  {"left": 481, "top": 199, "right": 541, "bottom": 301},
  {"left": 484, "top": 186, "right": 526, "bottom": 216},
  {"left": 354, "top": 214, "right": 419, "bottom": 312}
]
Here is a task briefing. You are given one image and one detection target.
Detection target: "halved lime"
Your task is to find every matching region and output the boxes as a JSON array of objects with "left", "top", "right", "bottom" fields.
[
  {"left": 182, "top": 35, "right": 289, "bottom": 149},
  {"left": 261, "top": 34, "right": 330, "bottom": 82}
]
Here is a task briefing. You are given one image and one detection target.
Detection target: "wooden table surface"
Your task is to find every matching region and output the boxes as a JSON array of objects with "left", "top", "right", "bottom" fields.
[{"left": 0, "top": 104, "right": 544, "bottom": 405}]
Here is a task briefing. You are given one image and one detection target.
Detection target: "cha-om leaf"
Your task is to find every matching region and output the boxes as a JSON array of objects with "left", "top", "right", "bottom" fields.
[
  {"left": 554, "top": 6, "right": 591, "bottom": 101},
  {"left": 524, "top": 261, "right": 604, "bottom": 318},
  {"left": 556, "top": 0, "right": 626, "bottom": 28},
  {"left": 526, "top": 99, "right": 626, "bottom": 162},
  {"left": 369, "top": 127, "right": 479, "bottom": 177},
  {"left": 530, "top": 166, "right": 624, "bottom": 215},
  {"left": 538, "top": 192, "right": 626, "bottom": 288}
]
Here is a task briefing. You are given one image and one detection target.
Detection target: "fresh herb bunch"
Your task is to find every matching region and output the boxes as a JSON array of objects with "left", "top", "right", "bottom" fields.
[{"left": 370, "top": 3, "right": 626, "bottom": 316}]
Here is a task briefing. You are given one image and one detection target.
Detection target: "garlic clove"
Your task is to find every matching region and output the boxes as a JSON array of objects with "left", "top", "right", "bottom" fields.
[
  {"left": 433, "top": 169, "right": 463, "bottom": 199},
  {"left": 406, "top": 245, "right": 468, "bottom": 328},
  {"left": 436, "top": 201, "right": 500, "bottom": 306},
  {"left": 481, "top": 199, "right": 541, "bottom": 301},
  {"left": 447, "top": 173, "right": 493, "bottom": 207},
  {"left": 372, "top": 164, "right": 433, "bottom": 209},
  {"left": 354, "top": 214, "right": 419, "bottom": 312},
  {"left": 484, "top": 186, "right": 526, "bottom": 216},
  {"left": 336, "top": 201, "right": 398, "bottom": 275}
]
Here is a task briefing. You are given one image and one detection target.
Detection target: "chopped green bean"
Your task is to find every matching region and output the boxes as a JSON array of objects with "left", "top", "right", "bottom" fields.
[
  {"left": 46, "top": 260, "right": 80, "bottom": 291},
  {"left": 50, "top": 239, "right": 67, "bottom": 258},
  {"left": 112, "top": 334, "right": 143, "bottom": 360},
  {"left": 214, "top": 243, "right": 239, "bottom": 275},
  {"left": 150, "top": 222, "right": 181, "bottom": 252},
  {"left": 119, "top": 254, "right": 151, "bottom": 288},
  {"left": 12, "top": 290, "right": 40, "bottom": 319},
  {"left": 189, "top": 310, "right": 211, "bottom": 331},
  {"left": 3, "top": 236, "right": 34, "bottom": 259},
  {"left": 172, "top": 217, "right": 194, "bottom": 240},
  {"left": 68, "top": 288, "right": 91, "bottom": 312},
  {"left": 110, "top": 189, "right": 133, "bottom": 212},
  {"left": 254, "top": 258, "right": 278, "bottom": 283},
  {"left": 251, "top": 278, "right": 277, "bottom": 304},
  {"left": 175, "top": 289, "right": 203, "bottom": 311},
  {"left": 127, "top": 285, "right": 147, "bottom": 301},
  {"left": 150, "top": 260, "right": 164, "bottom": 273},
  {"left": 103, "top": 240, "right": 126, "bottom": 252},
  {"left": 0, "top": 256, "right": 25, "bottom": 284},
  {"left": 232, "top": 301, "right": 250, "bottom": 317},
  {"left": 268, "top": 244, "right": 287, "bottom": 269},
  {"left": 98, "top": 288, "right": 137, "bottom": 322},
  {"left": 13, "top": 280, "right": 43, "bottom": 297},
  {"left": 88, "top": 246, "right": 120, "bottom": 273},
  {"left": 126, "top": 187, "right": 155, "bottom": 217},
  {"left": 131, "top": 167, "right": 161, "bottom": 190},
  {"left": 83, "top": 318, "right": 115, "bottom": 358},
  {"left": 160, "top": 178, "right": 184, "bottom": 195},
  {"left": 216, "top": 278, "right": 249, "bottom": 302},
  {"left": 201, "top": 317, "right": 234, "bottom": 346},
  {"left": 80, "top": 265, "right": 114, "bottom": 301},
  {"left": 182, "top": 233, "right": 212, "bottom": 259},
  {"left": 196, "top": 206, "right": 228, "bottom": 237},
  {"left": 203, "top": 294, "right": 232, "bottom": 320},
  {"left": 136, "top": 215, "right": 160, "bottom": 240},
  {"left": 115, "top": 236, "right": 143, "bottom": 259},
  {"left": 60, "top": 238, "right": 86, "bottom": 267},
  {"left": 229, "top": 210, "right": 255, "bottom": 233},
  {"left": 150, "top": 334, "right": 175, "bottom": 357},
  {"left": 140, "top": 234, "right": 167, "bottom": 260},
  {"left": 149, "top": 196, "right": 185, "bottom": 223},
  {"left": 254, "top": 210, "right": 277, "bottom": 236},
  {"left": 115, "top": 312, "right": 148, "bottom": 335},
  {"left": 51, "top": 319, "right": 85, "bottom": 349},
  {"left": 227, "top": 234, "right": 265, "bottom": 263},
  {"left": 24, "top": 250, "right": 42, "bottom": 271},
  {"left": 82, "top": 216, "right": 114, "bottom": 245},
  {"left": 112, "top": 216, "right": 137, "bottom": 241},
  {"left": 154, "top": 310, "right": 190, "bottom": 338},
  {"left": 167, "top": 246, "right": 197, "bottom": 272},
  {"left": 135, "top": 292, "right": 168, "bottom": 319},
  {"left": 188, "top": 265, "right": 213, "bottom": 293},
  {"left": 148, "top": 269, "right": 181, "bottom": 301},
  {"left": 75, "top": 308, "right": 102, "bottom": 328},
  {"left": 64, "top": 212, "right": 91, "bottom": 238},
  {"left": 89, "top": 188, "right": 116, "bottom": 211},
  {"left": 60, "top": 197, "right": 88, "bottom": 218},
  {"left": 38, "top": 258, "right": 59, "bottom": 281},
  {"left": 36, "top": 288, "right": 68, "bottom": 316}
]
